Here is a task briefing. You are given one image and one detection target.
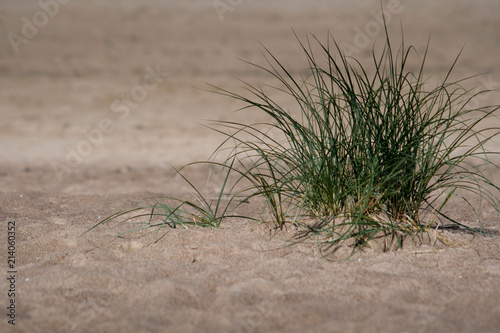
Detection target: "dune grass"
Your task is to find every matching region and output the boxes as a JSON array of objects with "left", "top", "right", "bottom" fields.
[{"left": 87, "top": 25, "right": 500, "bottom": 258}]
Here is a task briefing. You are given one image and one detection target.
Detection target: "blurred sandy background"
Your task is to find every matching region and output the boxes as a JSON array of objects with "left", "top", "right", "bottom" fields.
[{"left": 1, "top": 1, "right": 499, "bottom": 332}]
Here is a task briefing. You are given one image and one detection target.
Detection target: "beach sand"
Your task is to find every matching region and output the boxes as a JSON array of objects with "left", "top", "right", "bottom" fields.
[{"left": 1, "top": 1, "right": 499, "bottom": 332}]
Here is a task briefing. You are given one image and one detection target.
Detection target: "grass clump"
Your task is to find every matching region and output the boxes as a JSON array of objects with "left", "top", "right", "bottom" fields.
[{"left": 88, "top": 25, "right": 500, "bottom": 258}]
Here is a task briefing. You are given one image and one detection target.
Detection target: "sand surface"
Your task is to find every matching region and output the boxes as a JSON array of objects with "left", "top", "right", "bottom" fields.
[{"left": 1, "top": 1, "right": 500, "bottom": 332}]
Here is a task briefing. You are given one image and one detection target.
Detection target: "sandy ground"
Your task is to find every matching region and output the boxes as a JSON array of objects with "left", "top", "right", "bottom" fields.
[{"left": 1, "top": 1, "right": 500, "bottom": 332}]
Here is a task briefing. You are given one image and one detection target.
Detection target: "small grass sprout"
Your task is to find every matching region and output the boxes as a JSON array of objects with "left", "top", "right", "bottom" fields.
[{"left": 84, "top": 160, "right": 251, "bottom": 243}]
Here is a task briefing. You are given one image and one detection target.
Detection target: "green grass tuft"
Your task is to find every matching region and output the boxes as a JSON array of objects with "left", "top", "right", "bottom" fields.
[{"left": 87, "top": 24, "right": 500, "bottom": 258}]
